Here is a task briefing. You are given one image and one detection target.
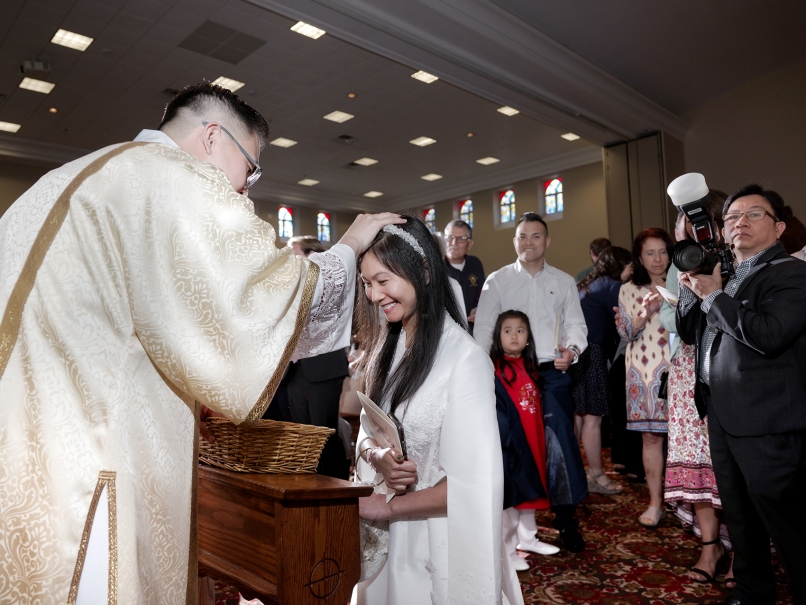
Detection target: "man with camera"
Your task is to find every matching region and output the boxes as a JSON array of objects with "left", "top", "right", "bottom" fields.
[{"left": 676, "top": 181, "right": 806, "bottom": 605}]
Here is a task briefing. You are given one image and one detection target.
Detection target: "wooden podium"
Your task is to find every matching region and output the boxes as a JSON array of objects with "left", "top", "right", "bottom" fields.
[{"left": 197, "top": 465, "right": 373, "bottom": 604}]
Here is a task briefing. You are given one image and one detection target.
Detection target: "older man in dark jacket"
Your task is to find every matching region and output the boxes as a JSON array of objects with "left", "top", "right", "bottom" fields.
[{"left": 677, "top": 184, "right": 806, "bottom": 605}]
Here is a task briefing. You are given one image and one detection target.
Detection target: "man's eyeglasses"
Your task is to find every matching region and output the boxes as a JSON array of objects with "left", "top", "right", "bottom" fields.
[
  {"left": 202, "top": 121, "right": 262, "bottom": 188},
  {"left": 723, "top": 209, "right": 777, "bottom": 225},
  {"left": 445, "top": 235, "right": 470, "bottom": 243}
]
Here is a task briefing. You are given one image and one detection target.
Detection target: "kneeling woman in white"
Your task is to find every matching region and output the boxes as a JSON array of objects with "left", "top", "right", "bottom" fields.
[{"left": 353, "top": 217, "right": 522, "bottom": 605}]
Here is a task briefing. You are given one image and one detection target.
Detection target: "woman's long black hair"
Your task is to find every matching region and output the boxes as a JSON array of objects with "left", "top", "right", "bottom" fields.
[
  {"left": 355, "top": 215, "right": 466, "bottom": 416},
  {"left": 489, "top": 310, "right": 541, "bottom": 388}
]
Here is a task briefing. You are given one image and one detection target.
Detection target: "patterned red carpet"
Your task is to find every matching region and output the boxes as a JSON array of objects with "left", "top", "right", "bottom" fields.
[
  {"left": 213, "top": 467, "right": 794, "bottom": 604},
  {"left": 521, "top": 476, "right": 793, "bottom": 605}
]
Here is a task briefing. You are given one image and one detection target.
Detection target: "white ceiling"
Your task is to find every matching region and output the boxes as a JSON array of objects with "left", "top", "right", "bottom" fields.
[{"left": 0, "top": 0, "right": 801, "bottom": 213}]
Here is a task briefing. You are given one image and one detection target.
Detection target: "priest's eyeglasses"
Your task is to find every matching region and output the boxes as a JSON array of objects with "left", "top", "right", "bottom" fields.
[
  {"left": 723, "top": 209, "right": 777, "bottom": 225},
  {"left": 202, "top": 121, "right": 262, "bottom": 188},
  {"left": 445, "top": 235, "right": 470, "bottom": 243}
]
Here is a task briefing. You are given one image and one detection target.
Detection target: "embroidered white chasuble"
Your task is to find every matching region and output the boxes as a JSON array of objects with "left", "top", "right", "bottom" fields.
[{"left": 0, "top": 142, "right": 353, "bottom": 604}]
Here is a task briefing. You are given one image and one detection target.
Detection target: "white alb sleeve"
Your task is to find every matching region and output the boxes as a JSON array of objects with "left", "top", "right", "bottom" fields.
[{"left": 292, "top": 243, "right": 355, "bottom": 360}]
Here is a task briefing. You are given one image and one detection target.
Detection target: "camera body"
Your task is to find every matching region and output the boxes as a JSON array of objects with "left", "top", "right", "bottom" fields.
[{"left": 667, "top": 173, "right": 734, "bottom": 277}]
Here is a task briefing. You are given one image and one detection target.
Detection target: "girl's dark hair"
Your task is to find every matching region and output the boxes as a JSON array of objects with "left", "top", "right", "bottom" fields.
[
  {"left": 631, "top": 228, "right": 674, "bottom": 286},
  {"left": 577, "top": 246, "right": 632, "bottom": 293},
  {"left": 356, "top": 215, "right": 466, "bottom": 415},
  {"left": 489, "top": 310, "right": 541, "bottom": 388}
]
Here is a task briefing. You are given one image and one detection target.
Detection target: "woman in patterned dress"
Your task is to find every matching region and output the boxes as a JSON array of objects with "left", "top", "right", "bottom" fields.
[
  {"left": 660, "top": 202, "right": 734, "bottom": 586},
  {"left": 616, "top": 228, "right": 674, "bottom": 527},
  {"left": 572, "top": 246, "right": 633, "bottom": 495}
]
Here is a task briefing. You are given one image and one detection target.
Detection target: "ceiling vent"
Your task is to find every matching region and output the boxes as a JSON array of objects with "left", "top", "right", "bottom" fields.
[
  {"left": 335, "top": 134, "right": 355, "bottom": 144},
  {"left": 178, "top": 21, "right": 265, "bottom": 65},
  {"left": 21, "top": 60, "right": 51, "bottom": 75}
]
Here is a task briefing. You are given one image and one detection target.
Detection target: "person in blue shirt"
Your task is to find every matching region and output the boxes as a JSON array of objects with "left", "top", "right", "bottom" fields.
[{"left": 570, "top": 246, "right": 633, "bottom": 494}]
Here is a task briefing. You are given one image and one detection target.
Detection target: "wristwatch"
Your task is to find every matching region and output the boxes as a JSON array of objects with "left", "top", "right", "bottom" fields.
[{"left": 568, "top": 345, "right": 581, "bottom": 363}]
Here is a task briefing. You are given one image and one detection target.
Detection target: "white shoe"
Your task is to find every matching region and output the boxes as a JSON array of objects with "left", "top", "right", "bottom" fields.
[
  {"left": 517, "top": 538, "right": 560, "bottom": 556},
  {"left": 510, "top": 554, "right": 530, "bottom": 571}
]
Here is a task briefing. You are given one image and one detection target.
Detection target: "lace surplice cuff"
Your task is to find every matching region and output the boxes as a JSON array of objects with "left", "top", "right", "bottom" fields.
[{"left": 292, "top": 248, "right": 350, "bottom": 360}]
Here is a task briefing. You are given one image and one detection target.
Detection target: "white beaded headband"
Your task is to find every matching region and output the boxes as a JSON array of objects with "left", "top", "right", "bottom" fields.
[{"left": 382, "top": 224, "right": 426, "bottom": 259}]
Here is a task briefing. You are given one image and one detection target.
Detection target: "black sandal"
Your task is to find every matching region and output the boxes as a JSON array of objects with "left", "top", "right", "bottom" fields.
[
  {"left": 724, "top": 550, "right": 736, "bottom": 589},
  {"left": 688, "top": 538, "right": 723, "bottom": 583}
]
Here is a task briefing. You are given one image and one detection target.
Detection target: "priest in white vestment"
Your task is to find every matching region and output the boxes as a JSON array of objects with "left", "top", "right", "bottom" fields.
[{"left": 0, "top": 83, "right": 400, "bottom": 605}]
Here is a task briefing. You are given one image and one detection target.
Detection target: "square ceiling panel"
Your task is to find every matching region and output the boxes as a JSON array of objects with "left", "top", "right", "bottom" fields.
[{"left": 178, "top": 20, "right": 265, "bottom": 64}]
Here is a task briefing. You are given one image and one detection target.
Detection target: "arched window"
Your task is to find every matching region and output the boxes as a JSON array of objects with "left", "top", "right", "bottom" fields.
[
  {"left": 317, "top": 212, "right": 331, "bottom": 242},
  {"left": 278, "top": 206, "right": 293, "bottom": 239},
  {"left": 424, "top": 208, "right": 436, "bottom": 233},
  {"left": 499, "top": 189, "right": 516, "bottom": 224},
  {"left": 459, "top": 200, "right": 473, "bottom": 228},
  {"left": 544, "top": 178, "right": 563, "bottom": 214}
]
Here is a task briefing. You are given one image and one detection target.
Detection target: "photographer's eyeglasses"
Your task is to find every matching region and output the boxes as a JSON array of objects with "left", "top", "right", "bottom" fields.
[
  {"left": 445, "top": 235, "right": 470, "bottom": 243},
  {"left": 202, "top": 121, "right": 262, "bottom": 188},
  {"left": 723, "top": 209, "right": 777, "bottom": 225}
]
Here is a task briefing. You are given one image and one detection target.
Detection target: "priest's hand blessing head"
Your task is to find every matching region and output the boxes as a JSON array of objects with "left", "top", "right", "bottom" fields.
[{"left": 338, "top": 213, "right": 406, "bottom": 257}]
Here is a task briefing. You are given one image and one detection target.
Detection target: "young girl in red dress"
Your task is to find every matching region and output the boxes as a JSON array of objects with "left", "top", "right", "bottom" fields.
[{"left": 491, "top": 310, "right": 560, "bottom": 572}]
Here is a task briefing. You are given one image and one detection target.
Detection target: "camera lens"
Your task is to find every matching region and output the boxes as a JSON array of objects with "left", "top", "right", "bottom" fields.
[{"left": 673, "top": 241, "right": 706, "bottom": 272}]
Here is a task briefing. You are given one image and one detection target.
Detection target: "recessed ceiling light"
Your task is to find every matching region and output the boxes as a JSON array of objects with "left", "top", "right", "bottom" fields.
[
  {"left": 19, "top": 77, "right": 55, "bottom": 94},
  {"left": 51, "top": 28, "right": 93, "bottom": 51},
  {"left": 353, "top": 157, "right": 378, "bottom": 166},
  {"left": 476, "top": 157, "right": 500, "bottom": 165},
  {"left": 561, "top": 132, "right": 581, "bottom": 141},
  {"left": 497, "top": 106, "right": 519, "bottom": 116},
  {"left": 270, "top": 137, "right": 297, "bottom": 148},
  {"left": 211, "top": 76, "right": 245, "bottom": 92},
  {"left": 466, "top": 132, "right": 474, "bottom": 137},
  {"left": 411, "top": 70, "right": 438, "bottom": 84},
  {"left": 48, "top": 107, "right": 58, "bottom": 113},
  {"left": 323, "top": 110, "right": 354, "bottom": 123},
  {"left": 410, "top": 136, "right": 436, "bottom": 147},
  {"left": 0, "top": 121, "right": 21, "bottom": 133},
  {"left": 421, "top": 174, "right": 442, "bottom": 181},
  {"left": 298, "top": 179, "right": 319, "bottom": 186},
  {"left": 364, "top": 191, "right": 383, "bottom": 198},
  {"left": 347, "top": 92, "right": 356, "bottom": 99},
  {"left": 290, "top": 21, "right": 326, "bottom": 39}
]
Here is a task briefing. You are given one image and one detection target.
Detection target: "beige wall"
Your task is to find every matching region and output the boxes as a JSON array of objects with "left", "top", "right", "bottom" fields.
[
  {"left": 0, "top": 160, "right": 51, "bottom": 217},
  {"left": 684, "top": 57, "right": 806, "bottom": 215},
  {"left": 427, "top": 160, "right": 608, "bottom": 278}
]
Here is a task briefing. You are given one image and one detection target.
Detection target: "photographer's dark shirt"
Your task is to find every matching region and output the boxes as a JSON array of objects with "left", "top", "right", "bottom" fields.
[{"left": 679, "top": 246, "right": 770, "bottom": 385}]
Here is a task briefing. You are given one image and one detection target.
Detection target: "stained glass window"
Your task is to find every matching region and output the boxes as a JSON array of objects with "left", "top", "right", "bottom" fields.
[
  {"left": 544, "top": 178, "right": 563, "bottom": 215},
  {"left": 459, "top": 200, "right": 473, "bottom": 228},
  {"left": 317, "top": 212, "right": 331, "bottom": 242},
  {"left": 424, "top": 208, "right": 436, "bottom": 232},
  {"left": 499, "top": 189, "right": 516, "bottom": 224},
  {"left": 278, "top": 206, "right": 293, "bottom": 239}
]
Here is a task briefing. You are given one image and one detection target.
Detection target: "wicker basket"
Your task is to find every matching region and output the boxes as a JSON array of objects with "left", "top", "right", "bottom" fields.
[{"left": 199, "top": 418, "right": 335, "bottom": 473}]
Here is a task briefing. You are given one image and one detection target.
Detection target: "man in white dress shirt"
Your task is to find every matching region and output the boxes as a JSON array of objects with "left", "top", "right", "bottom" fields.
[{"left": 475, "top": 212, "right": 589, "bottom": 552}]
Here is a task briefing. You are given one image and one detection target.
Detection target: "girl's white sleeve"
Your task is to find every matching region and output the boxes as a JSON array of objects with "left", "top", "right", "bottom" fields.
[{"left": 439, "top": 345, "right": 508, "bottom": 604}]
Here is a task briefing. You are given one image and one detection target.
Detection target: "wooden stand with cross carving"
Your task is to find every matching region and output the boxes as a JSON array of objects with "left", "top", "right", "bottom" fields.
[{"left": 197, "top": 465, "right": 373, "bottom": 604}]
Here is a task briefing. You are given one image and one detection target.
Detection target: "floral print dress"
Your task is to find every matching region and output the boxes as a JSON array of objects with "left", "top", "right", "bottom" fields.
[{"left": 616, "top": 281, "right": 671, "bottom": 433}]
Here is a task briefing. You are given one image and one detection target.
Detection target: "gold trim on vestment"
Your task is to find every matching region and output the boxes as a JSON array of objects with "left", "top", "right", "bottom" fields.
[
  {"left": 186, "top": 399, "right": 201, "bottom": 605},
  {"left": 0, "top": 142, "right": 146, "bottom": 381},
  {"left": 68, "top": 471, "right": 118, "bottom": 605},
  {"left": 241, "top": 260, "right": 320, "bottom": 426}
]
